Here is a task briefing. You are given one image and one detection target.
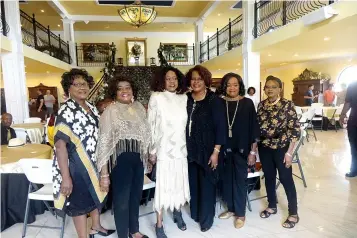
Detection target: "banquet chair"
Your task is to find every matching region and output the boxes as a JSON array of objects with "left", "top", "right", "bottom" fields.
[
  {"left": 24, "top": 117, "right": 42, "bottom": 123},
  {"left": 14, "top": 128, "right": 32, "bottom": 144},
  {"left": 329, "top": 105, "right": 343, "bottom": 132},
  {"left": 139, "top": 175, "right": 156, "bottom": 217},
  {"left": 19, "top": 159, "right": 66, "bottom": 238},
  {"left": 304, "top": 108, "right": 318, "bottom": 142},
  {"left": 276, "top": 129, "right": 307, "bottom": 189},
  {"left": 246, "top": 170, "right": 264, "bottom": 212},
  {"left": 311, "top": 104, "right": 324, "bottom": 131}
]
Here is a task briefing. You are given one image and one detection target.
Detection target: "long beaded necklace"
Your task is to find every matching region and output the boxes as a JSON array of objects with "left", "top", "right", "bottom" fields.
[
  {"left": 226, "top": 99, "right": 239, "bottom": 138},
  {"left": 188, "top": 90, "right": 207, "bottom": 137}
]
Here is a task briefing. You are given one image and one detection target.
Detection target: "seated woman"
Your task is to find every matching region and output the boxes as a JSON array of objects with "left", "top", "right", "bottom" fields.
[
  {"left": 217, "top": 73, "right": 260, "bottom": 229},
  {"left": 96, "top": 76, "right": 151, "bottom": 238}
]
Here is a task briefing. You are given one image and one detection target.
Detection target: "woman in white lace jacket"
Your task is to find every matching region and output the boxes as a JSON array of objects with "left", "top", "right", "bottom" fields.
[{"left": 148, "top": 67, "right": 190, "bottom": 238}]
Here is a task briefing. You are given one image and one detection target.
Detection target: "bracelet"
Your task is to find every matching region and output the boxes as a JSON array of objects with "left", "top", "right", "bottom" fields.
[
  {"left": 101, "top": 174, "right": 109, "bottom": 178},
  {"left": 285, "top": 152, "right": 292, "bottom": 157},
  {"left": 250, "top": 151, "right": 257, "bottom": 155},
  {"left": 214, "top": 148, "right": 220, "bottom": 153}
]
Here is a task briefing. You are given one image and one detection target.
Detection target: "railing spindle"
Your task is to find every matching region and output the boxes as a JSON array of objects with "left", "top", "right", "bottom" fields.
[
  {"left": 207, "top": 35, "right": 209, "bottom": 60},
  {"left": 216, "top": 28, "right": 219, "bottom": 56},
  {"left": 228, "top": 18, "right": 232, "bottom": 50},
  {"left": 75, "top": 43, "right": 79, "bottom": 66},
  {"left": 193, "top": 43, "right": 195, "bottom": 65},
  {"left": 32, "top": 14, "right": 37, "bottom": 49}
]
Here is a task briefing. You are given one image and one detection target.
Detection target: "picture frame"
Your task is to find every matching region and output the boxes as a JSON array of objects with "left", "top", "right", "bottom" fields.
[
  {"left": 125, "top": 38, "right": 147, "bottom": 66},
  {"left": 82, "top": 43, "right": 110, "bottom": 62},
  {"left": 161, "top": 43, "right": 188, "bottom": 62}
]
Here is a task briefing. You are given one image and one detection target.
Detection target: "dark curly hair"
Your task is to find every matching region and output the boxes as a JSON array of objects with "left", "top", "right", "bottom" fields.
[
  {"left": 218, "top": 73, "right": 245, "bottom": 97},
  {"left": 186, "top": 65, "right": 212, "bottom": 88},
  {"left": 265, "top": 75, "right": 282, "bottom": 88},
  {"left": 61, "top": 68, "right": 95, "bottom": 96},
  {"left": 107, "top": 75, "right": 138, "bottom": 100},
  {"left": 247, "top": 87, "right": 256, "bottom": 95},
  {"left": 151, "top": 66, "right": 187, "bottom": 94}
]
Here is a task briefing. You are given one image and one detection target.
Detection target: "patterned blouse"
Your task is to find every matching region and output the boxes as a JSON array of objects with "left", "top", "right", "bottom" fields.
[{"left": 257, "top": 98, "right": 300, "bottom": 149}]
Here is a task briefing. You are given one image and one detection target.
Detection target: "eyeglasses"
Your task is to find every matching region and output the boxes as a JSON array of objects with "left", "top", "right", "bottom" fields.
[
  {"left": 72, "top": 82, "right": 89, "bottom": 88},
  {"left": 264, "top": 86, "right": 279, "bottom": 90}
]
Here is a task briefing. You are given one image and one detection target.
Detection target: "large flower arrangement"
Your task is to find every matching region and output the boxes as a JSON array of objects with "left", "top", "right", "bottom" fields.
[{"left": 130, "top": 43, "right": 142, "bottom": 57}]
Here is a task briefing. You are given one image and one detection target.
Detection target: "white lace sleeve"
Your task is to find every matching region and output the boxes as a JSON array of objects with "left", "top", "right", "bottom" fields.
[{"left": 148, "top": 93, "right": 159, "bottom": 155}]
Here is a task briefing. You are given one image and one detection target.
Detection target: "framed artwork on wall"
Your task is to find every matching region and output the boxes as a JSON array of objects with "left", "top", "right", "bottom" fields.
[
  {"left": 125, "top": 38, "right": 147, "bottom": 66},
  {"left": 161, "top": 43, "right": 188, "bottom": 62},
  {"left": 82, "top": 43, "right": 110, "bottom": 62}
]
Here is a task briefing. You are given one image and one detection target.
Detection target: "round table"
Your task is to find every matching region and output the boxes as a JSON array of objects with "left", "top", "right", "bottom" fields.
[
  {"left": 12, "top": 123, "right": 45, "bottom": 144},
  {"left": 1, "top": 144, "right": 52, "bottom": 231}
]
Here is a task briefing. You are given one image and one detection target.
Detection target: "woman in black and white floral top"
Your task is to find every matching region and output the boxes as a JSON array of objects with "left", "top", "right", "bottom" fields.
[
  {"left": 257, "top": 76, "right": 300, "bottom": 229},
  {"left": 53, "top": 69, "right": 114, "bottom": 238}
]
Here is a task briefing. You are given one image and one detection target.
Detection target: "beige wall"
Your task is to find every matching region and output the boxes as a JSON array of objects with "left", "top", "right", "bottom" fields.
[{"left": 261, "top": 58, "right": 357, "bottom": 100}]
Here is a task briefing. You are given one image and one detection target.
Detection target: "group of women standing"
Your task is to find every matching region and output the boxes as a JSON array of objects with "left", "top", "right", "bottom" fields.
[{"left": 52, "top": 65, "right": 301, "bottom": 238}]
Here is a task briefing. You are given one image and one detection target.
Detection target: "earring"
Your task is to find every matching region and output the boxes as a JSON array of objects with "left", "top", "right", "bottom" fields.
[
  {"left": 131, "top": 97, "right": 134, "bottom": 103},
  {"left": 68, "top": 92, "right": 71, "bottom": 99}
]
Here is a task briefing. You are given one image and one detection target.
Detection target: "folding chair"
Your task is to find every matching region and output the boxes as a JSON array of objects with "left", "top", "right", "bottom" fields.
[
  {"left": 304, "top": 107, "right": 318, "bottom": 141},
  {"left": 14, "top": 128, "right": 31, "bottom": 143},
  {"left": 19, "top": 159, "right": 66, "bottom": 238},
  {"left": 139, "top": 175, "right": 156, "bottom": 217},
  {"left": 276, "top": 129, "right": 308, "bottom": 189},
  {"left": 24, "top": 117, "right": 42, "bottom": 123},
  {"left": 329, "top": 106, "right": 343, "bottom": 132},
  {"left": 246, "top": 170, "right": 264, "bottom": 212},
  {"left": 311, "top": 104, "right": 324, "bottom": 131}
]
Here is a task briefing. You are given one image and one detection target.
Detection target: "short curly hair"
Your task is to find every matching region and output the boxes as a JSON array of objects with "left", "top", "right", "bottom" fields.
[
  {"left": 107, "top": 75, "right": 138, "bottom": 100},
  {"left": 218, "top": 73, "right": 245, "bottom": 97},
  {"left": 247, "top": 87, "right": 256, "bottom": 95},
  {"left": 186, "top": 65, "right": 212, "bottom": 88},
  {"left": 151, "top": 66, "right": 187, "bottom": 94},
  {"left": 61, "top": 68, "right": 95, "bottom": 96},
  {"left": 265, "top": 75, "right": 283, "bottom": 88}
]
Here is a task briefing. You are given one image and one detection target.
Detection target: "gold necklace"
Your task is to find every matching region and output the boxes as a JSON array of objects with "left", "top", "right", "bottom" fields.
[{"left": 226, "top": 99, "right": 239, "bottom": 138}]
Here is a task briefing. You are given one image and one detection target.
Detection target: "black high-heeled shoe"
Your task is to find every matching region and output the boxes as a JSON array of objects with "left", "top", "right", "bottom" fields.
[
  {"left": 173, "top": 209, "right": 187, "bottom": 231},
  {"left": 129, "top": 233, "right": 149, "bottom": 238},
  {"left": 89, "top": 228, "right": 116, "bottom": 237}
]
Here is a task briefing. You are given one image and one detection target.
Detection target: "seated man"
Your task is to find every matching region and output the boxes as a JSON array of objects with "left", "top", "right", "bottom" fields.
[{"left": 1, "top": 113, "right": 16, "bottom": 145}]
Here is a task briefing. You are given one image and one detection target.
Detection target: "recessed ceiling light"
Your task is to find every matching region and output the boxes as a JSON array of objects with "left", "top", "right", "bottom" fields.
[
  {"left": 57, "top": 24, "right": 61, "bottom": 27},
  {"left": 324, "top": 37, "right": 330, "bottom": 41},
  {"left": 238, "top": 63, "right": 240, "bottom": 66},
  {"left": 46, "top": 71, "right": 50, "bottom": 74},
  {"left": 294, "top": 53, "right": 299, "bottom": 57},
  {"left": 268, "top": 53, "right": 272, "bottom": 57},
  {"left": 41, "top": 9, "right": 45, "bottom": 13},
  {"left": 218, "top": 13, "right": 221, "bottom": 16},
  {"left": 218, "top": 69, "right": 221, "bottom": 70}
]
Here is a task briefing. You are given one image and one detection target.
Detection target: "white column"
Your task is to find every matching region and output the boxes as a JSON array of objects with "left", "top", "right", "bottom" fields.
[
  {"left": 1, "top": 0, "right": 29, "bottom": 123},
  {"left": 62, "top": 19, "right": 76, "bottom": 66},
  {"left": 195, "top": 18, "right": 204, "bottom": 64},
  {"left": 242, "top": 0, "right": 261, "bottom": 100}
]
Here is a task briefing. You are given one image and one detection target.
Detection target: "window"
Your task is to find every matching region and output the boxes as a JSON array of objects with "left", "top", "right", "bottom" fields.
[{"left": 335, "top": 65, "right": 357, "bottom": 92}]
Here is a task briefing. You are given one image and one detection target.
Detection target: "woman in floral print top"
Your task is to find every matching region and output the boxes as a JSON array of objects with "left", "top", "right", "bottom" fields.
[{"left": 257, "top": 76, "right": 301, "bottom": 229}]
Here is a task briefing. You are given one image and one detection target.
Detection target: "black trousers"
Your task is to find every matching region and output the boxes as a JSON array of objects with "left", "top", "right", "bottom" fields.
[
  {"left": 259, "top": 146, "right": 298, "bottom": 215},
  {"left": 348, "top": 124, "right": 357, "bottom": 173},
  {"left": 222, "top": 152, "right": 248, "bottom": 217},
  {"left": 188, "top": 162, "right": 216, "bottom": 229},
  {"left": 112, "top": 152, "right": 144, "bottom": 238}
]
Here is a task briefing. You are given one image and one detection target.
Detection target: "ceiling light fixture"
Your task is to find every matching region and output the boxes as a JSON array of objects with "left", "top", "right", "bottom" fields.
[
  {"left": 57, "top": 24, "right": 61, "bottom": 27},
  {"left": 294, "top": 53, "right": 299, "bottom": 57},
  {"left": 324, "top": 37, "right": 330, "bottom": 41},
  {"left": 41, "top": 9, "right": 45, "bottom": 13},
  {"left": 118, "top": 0, "right": 157, "bottom": 28},
  {"left": 268, "top": 53, "right": 272, "bottom": 57},
  {"left": 218, "top": 13, "right": 221, "bottom": 16}
]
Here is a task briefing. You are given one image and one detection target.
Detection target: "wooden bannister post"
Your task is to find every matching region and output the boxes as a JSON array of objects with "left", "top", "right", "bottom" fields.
[
  {"left": 75, "top": 43, "right": 79, "bottom": 66},
  {"left": 254, "top": 1, "right": 258, "bottom": 38},
  {"left": 282, "top": 1, "right": 287, "bottom": 25},
  {"left": 207, "top": 35, "right": 209, "bottom": 60},
  {"left": 193, "top": 43, "right": 195, "bottom": 65},
  {"left": 216, "top": 28, "right": 219, "bottom": 56},
  {"left": 32, "top": 14, "right": 38, "bottom": 49},
  {"left": 228, "top": 18, "right": 232, "bottom": 50}
]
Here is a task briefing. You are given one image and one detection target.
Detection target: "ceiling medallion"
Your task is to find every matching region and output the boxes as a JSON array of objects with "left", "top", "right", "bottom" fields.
[{"left": 118, "top": 0, "right": 157, "bottom": 28}]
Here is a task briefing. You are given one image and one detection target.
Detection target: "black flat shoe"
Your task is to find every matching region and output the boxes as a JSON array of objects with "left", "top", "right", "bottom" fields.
[
  {"left": 200, "top": 227, "right": 210, "bottom": 232},
  {"left": 129, "top": 233, "right": 149, "bottom": 238},
  {"left": 346, "top": 172, "right": 357, "bottom": 178},
  {"left": 173, "top": 209, "right": 187, "bottom": 231},
  {"left": 89, "top": 228, "right": 116, "bottom": 237}
]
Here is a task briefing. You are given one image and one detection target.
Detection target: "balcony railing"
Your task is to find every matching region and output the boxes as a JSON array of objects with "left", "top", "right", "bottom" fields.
[
  {"left": 1, "top": 0, "right": 9, "bottom": 36},
  {"left": 159, "top": 43, "right": 195, "bottom": 66},
  {"left": 253, "top": 0, "right": 336, "bottom": 38},
  {"left": 200, "top": 15, "right": 243, "bottom": 63},
  {"left": 20, "top": 10, "right": 71, "bottom": 64}
]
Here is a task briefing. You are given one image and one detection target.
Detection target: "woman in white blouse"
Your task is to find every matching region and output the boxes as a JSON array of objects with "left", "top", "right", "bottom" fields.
[
  {"left": 246, "top": 87, "right": 259, "bottom": 110},
  {"left": 148, "top": 67, "right": 190, "bottom": 238}
]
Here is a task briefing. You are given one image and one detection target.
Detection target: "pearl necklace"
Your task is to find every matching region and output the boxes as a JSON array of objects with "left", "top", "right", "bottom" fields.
[{"left": 267, "top": 97, "right": 280, "bottom": 106}]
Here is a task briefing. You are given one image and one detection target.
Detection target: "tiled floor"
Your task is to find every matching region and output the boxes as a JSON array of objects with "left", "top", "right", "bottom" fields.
[{"left": 2, "top": 130, "right": 356, "bottom": 238}]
